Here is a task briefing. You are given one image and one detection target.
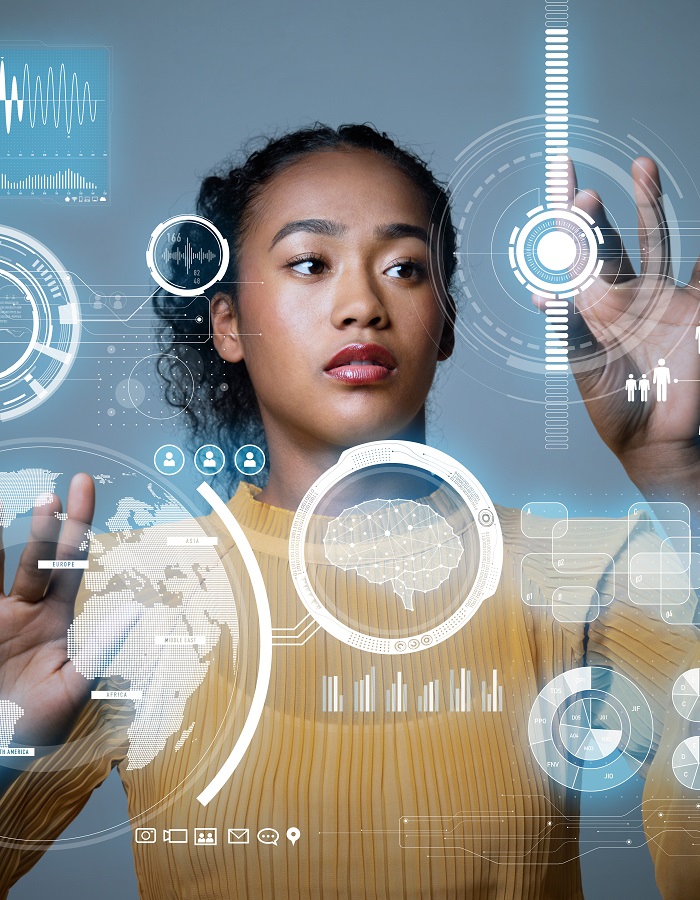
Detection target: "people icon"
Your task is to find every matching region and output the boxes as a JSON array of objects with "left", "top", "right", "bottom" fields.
[
  {"left": 625, "top": 374, "right": 637, "bottom": 402},
  {"left": 203, "top": 450, "right": 217, "bottom": 468},
  {"left": 163, "top": 451, "right": 176, "bottom": 468},
  {"left": 639, "top": 373, "right": 650, "bottom": 402},
  {"left": 196, "top": 831, "right": 215, "bottom": 844},
  {"left": 243, "top": 451, "right": 257, "bottom": 468},
  {"left": 653, "top": 358, "right": 671, "bottom": 402}
]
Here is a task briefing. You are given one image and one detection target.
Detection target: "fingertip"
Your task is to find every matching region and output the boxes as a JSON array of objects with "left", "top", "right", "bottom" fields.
[
  {"left": 68, "top": 473, "right": 96, "bottom": 523},
  {"left": 633, "top": 156, "right": 661, "bottom": 186},
  {"left": 575, "top": 188, "right": 603, "bottom": 212}
]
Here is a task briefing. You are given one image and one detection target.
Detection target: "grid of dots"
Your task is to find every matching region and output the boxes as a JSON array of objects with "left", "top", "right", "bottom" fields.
[
  {"left": 0, "top": 468, "right": 60, "bottom": 527},
  {"left": 323, "top": 499, "right": 464, "bottom": 612},
  {"left": 0, "top": 700, "right": 24, "bottom": 747}
]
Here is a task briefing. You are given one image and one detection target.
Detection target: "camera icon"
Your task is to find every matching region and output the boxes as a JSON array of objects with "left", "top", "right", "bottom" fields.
[{"left": 135, "top": 827, "right": 157, "bottom": 844}]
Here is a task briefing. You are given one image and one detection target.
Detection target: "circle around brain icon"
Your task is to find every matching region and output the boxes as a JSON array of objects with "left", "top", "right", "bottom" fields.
[{"left": 323, "top": 499, "right": 464, "bottom": 611}]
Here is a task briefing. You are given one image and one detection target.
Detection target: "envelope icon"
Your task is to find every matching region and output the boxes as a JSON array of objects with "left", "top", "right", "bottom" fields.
[{"left": 228, "top": 828, "right": 250, "bottom": 845}]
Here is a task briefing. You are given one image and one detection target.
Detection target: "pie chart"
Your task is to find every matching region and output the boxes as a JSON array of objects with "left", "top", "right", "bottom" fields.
[
  {"left": 672, "top": 737, "right": 700, "bottom": 790},
  {"left": 528, "top": 666, "right": 654, "bottom": 791},
  {"left": 559, "top": 698, "right": 623, "bottom": 761},
  {"left": 672, "top": 668, "right": 700, "bottom": 722}
]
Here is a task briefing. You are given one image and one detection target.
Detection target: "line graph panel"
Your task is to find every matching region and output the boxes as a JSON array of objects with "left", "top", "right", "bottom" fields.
[{"left": 0, "top": 46, "right": 109, "bottom": 202}]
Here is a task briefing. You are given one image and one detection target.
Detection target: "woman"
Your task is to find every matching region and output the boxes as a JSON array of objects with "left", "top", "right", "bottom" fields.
[{"left": 0, "top": 124, "right": 698, "bottom": 899}]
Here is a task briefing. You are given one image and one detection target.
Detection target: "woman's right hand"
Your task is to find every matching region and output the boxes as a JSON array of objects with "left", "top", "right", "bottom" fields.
[{"left": 0, "top": 474, "right": 95, "bottom": 751}]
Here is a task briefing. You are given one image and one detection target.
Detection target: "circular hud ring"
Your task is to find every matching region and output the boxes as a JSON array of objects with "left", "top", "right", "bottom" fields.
[
  {"left": 510, "top": 206, "right": 604, "bottom": 298},
  {"left": 289, "top": 440, "right": 503, "bottom": 655}
]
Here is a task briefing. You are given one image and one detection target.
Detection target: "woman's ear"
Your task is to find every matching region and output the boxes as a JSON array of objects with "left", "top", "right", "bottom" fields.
[
  {"left": 211, "top": 292, "right": 245, "bottom": 364},
  {"left": 437, "top": 297, "right": 456, "bottom": 361}
]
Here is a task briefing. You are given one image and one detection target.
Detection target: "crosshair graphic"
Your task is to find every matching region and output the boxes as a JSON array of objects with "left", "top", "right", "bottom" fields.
[
  {"left": 0, "top": 226, "right": 81, "bottom": 421},
  {"left": 509, "top": 206, "right": 603, "bottom": 299},
  {"left": 529, "top": 666, "right": 654, "bottom": 791}
]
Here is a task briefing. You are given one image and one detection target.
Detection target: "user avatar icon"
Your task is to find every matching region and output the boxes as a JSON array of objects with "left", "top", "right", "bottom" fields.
[
  {"left": 153, "top": 444, "right": 185, "bottom": 476},
  {"left": 194, "top": 444, "right": 226, "bottom": 476},
  {"left": 234, "top": 443, "right": 266, "bottom": 476}
]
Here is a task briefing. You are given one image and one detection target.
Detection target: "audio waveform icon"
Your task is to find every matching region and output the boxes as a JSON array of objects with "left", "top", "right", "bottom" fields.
[
  {"left": 0, "top": 57, "right": 99, "bottom": 136},
  {"left": 0, "top": 168, "right": 97, "bottom": 191},
  {"left": 162, "top": 238, "right": 217, "bottom": 275}
]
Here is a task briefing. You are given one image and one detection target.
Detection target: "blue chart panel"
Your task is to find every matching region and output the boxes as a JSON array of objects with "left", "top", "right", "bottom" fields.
[{"left": 0, "top": 47, "right": 109, "bottom": 203}]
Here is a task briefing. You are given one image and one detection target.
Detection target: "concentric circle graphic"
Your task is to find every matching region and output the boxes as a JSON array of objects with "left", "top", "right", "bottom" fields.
[
  {"left": 509, "top": 206, "right": 603, "bottom": 297},
  {"left": 428, "top": 116, "right": 689, "bottom": 405},
  {"left": 289, "top": 440, "right": 503, "bottom": 655},
  {"left": 0, "top": 226, "right": 81, "bottom": 421},
  {"left": 146, "top": 215, "right": 229, "bottom": 297},
  {"left": 528, "top": 666, "right": 654, "bottom": 791}
]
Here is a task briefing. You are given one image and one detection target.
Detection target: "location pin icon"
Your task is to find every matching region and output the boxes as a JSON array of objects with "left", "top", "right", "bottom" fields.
[{"left": 286, "top": 827, "right": 301, "bottom": 846}]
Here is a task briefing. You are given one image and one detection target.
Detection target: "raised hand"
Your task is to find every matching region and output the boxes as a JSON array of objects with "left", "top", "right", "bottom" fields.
[
  {"left": 0, "top": 474, "right": 96, "bottom": 751},
  {"left": 539, "top": 157, "right": 700, "bottom": 491}
]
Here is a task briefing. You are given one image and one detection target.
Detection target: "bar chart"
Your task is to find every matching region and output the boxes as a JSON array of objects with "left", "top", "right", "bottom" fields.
[{"left": 321, "top": 668, "right": 503, "bottom": 715}]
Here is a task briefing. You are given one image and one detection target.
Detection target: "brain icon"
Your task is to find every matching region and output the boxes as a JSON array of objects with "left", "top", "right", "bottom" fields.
[{"left": 323, "top": 499, "right": 463, "bottom": 611}]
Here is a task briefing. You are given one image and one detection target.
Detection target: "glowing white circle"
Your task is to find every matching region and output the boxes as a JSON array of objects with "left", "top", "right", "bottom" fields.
[{"left": 536, "top": 231, "right": 577, "bottom": 271}]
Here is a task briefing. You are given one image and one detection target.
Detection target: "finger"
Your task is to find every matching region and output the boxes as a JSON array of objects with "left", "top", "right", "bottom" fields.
[
  {"left": 573, "top": 188, "right": 637, "bottom": 284},
  {"left": 633, "top": 157, "right": 671, "bottom": 279},
  {"left": 9, "top": 494, "right": 63, "bottom": 602},
  {"left": 48, "top": 474, "right": 95, "bottom": 607}
]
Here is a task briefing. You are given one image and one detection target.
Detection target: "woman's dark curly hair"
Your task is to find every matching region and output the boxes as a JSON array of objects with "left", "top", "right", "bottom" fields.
[{"left": 153, "top": 122, "right": 457, "bottom": 490}]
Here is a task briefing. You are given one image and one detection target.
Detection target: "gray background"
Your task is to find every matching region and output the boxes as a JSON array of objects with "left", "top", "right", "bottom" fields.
[{"left": 3, "top": 0, "right": 699, "bottom": 897}]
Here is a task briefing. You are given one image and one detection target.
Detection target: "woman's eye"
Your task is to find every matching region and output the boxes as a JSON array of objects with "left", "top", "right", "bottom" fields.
[
  {"left": 289, "top": 257, "right": 326, "bottom": 275},
  {"left": 385, "top": 261, "right": 424, "bottom": 280}
]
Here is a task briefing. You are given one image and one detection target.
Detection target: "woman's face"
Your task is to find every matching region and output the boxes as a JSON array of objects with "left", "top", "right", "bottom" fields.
[{"left": 213, "top": 149, "right": 454, "bottom": 453}]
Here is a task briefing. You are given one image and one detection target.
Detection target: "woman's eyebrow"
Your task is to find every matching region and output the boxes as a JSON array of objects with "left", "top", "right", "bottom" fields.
[
  {"left": 374, "top": 223, "right": 429, "bottom": 244},
  {"left": 269, "top": 218, "right": 346, "bottom": 249}
]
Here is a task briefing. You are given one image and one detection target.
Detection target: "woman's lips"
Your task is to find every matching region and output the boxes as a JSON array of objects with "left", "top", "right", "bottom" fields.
[{"left": 324, "top": 343, "right": 397, "bottom": 385}]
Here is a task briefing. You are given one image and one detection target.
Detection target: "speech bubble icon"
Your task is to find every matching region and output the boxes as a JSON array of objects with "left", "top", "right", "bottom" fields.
[
  {"left": 286, "top": 827, "right": 301, "bottom": 846},
  {"left": 257, "top": 828, "right": 279, "bottom": 845}
]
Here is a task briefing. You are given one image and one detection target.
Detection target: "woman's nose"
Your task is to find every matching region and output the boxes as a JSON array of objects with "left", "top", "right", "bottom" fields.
[{"left": 329, "top": 267, "right": 389, "bottom": 330}]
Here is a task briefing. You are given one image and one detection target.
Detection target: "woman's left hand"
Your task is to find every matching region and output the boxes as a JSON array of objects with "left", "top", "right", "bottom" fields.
[{"left": 552, "top": 157, "right": 700, "bottom": 493}]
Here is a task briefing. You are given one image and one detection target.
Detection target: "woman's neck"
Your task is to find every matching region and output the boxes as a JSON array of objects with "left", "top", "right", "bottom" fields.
[{"left": 255, "top": 411, "right": 428, "bottom": 512}]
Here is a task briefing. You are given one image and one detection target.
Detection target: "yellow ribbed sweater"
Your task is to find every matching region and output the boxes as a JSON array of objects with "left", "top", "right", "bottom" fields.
[{"left": 1, "top": 484, "right": 698, "bottom": 899}]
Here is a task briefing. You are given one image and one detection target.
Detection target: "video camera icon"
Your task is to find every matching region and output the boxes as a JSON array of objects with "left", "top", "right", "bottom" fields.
[{"left": 163, "top": 829, "right": 188, "bottom": 844}]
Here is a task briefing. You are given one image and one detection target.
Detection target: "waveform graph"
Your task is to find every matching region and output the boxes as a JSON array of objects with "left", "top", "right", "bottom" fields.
[
  {"left": 147, "top": 215, "right": 230, "bottom": 296},
  {"left": 0, "top": 46, "right": 109, "bottom": 202}
]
